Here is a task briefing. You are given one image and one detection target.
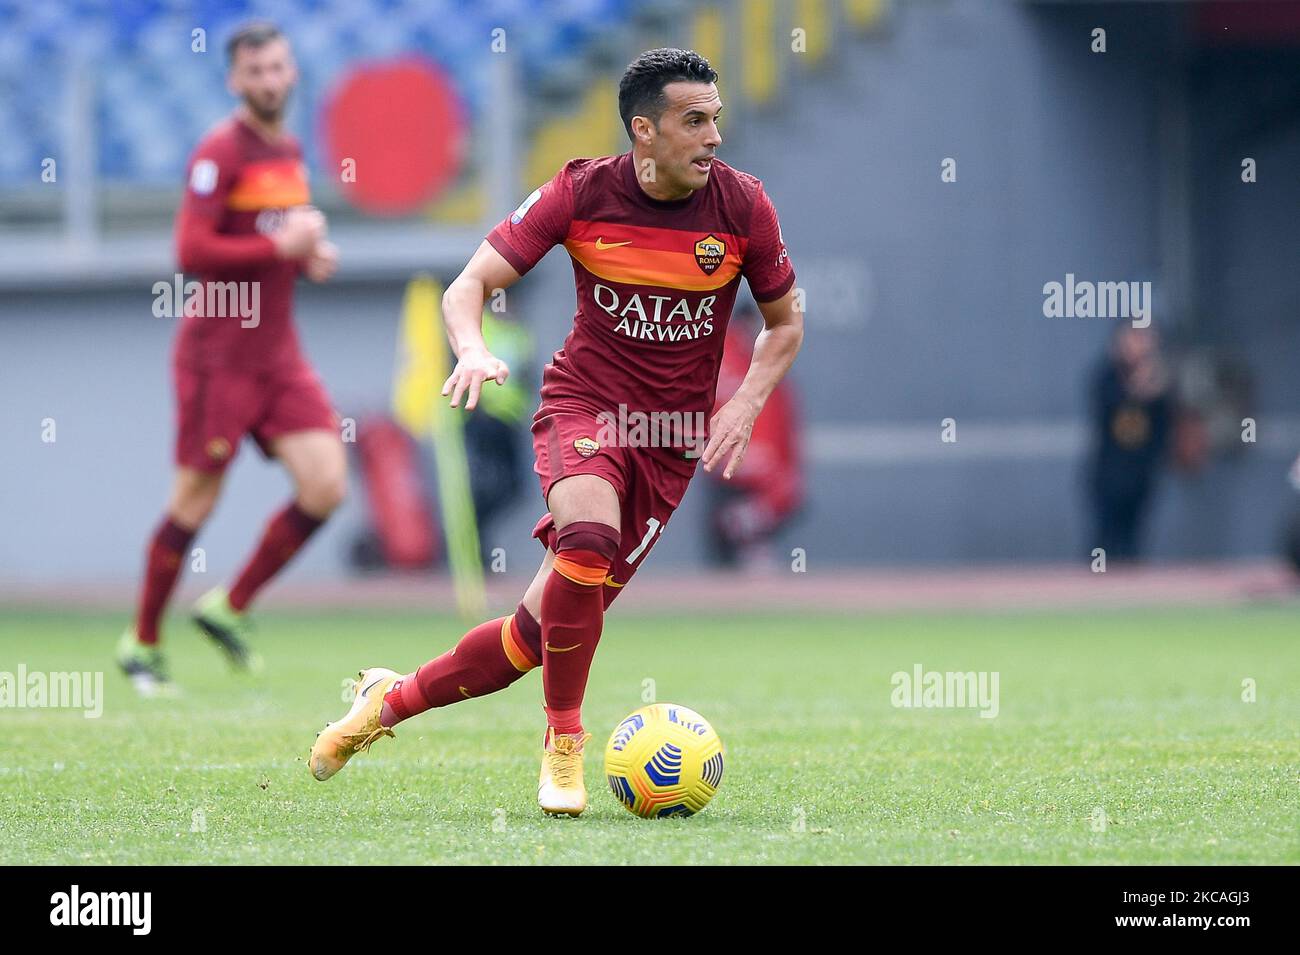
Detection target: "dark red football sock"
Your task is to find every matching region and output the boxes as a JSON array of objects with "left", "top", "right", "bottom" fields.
[
  {"left": 228, "top": 502, "right": 324, "bottom": 612},
  {"left": 380, "top": 603, "right": 542, "bottom": 728},
  {"left": 135, "top": 517, "right": 198, "bottom": 646},
  {"left": 541, "top": 521, "right": 621, "bottom": 735}
]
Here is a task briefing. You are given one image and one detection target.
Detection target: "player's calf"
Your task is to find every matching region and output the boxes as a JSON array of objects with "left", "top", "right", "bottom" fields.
[
  {"left": 220, "top": 502, "right": 325, "bottom": 628},
  {"left": 379, "top": 605, "right": 542, "bottom": 727},
  {"left": 540, "top": 520, "right": 621, "bottom": 736},
  {"left": 536, "top": 519, "right": 620, "bottom": 815},
  {"left": 310, "top": 606, "right": 545, "bottom": 780}
]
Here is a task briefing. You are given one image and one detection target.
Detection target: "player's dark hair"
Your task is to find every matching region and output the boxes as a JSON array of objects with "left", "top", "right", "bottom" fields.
[
  {"left": 225, "top": 21, "right": 285, "bottom": 66},
  {"left": 618, "top": 48, "right": 718, "bottom": 141}
]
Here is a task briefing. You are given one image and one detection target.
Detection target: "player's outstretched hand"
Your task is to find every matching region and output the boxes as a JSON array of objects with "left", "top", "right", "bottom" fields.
[
  {"left": 442, "top": 346, "right": 510, "bottom": 411},
  {"left": 304, "top": 240, "right": 338, "bottom": 283},
  {"left": 274, "top": 205, "right": 327, "bottom": 259},
  {"left": 702, "top": 395, "right": 759, "bottom": 480}
]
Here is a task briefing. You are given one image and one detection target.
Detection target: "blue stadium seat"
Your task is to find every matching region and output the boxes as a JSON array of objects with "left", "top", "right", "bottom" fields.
[{"left": 0, "top": 0, "right": 639, "bottom": 187}]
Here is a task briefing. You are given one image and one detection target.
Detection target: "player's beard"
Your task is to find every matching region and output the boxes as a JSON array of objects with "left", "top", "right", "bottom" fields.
[{"left": 245, "top": 89, "right": 290, "bottom": 124}]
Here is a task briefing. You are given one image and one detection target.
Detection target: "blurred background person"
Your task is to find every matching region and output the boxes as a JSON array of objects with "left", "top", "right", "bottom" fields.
[
  {"left": 348, "top": 306, "right": 534, "bottom": 571},
  {"left": 1086, "top": 325, "right": 1174, "bottom": 563},
  {"left": 463, "top": 307, "right": 535, "bottom": 562},
  {"left": 703, "top": 301, "right": 804, "bottom": 569},
  {"left": 117, "top": 22, "right": 341, "bottom": 696}
]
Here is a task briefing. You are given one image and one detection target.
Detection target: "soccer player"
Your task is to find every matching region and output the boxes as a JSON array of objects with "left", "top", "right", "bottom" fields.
[
  {"left": 310, "top": 49, "right": 803, "bottom": 815},
  {"left": 117, "top": 22, "right": 343, "bottom": 696}
]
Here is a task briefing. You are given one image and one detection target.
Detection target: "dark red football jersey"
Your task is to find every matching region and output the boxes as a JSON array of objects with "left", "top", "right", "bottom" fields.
[
  {"left": 173, "top": 116, "right": 310, "bottom": 372},
  {"left": 487, "top": 152, "right": 795, "bottom": 424}
]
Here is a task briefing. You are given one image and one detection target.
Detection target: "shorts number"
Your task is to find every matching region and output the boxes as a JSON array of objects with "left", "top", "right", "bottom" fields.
[{"left": 625, "top": 517, "right": 662, "bottom": 566}]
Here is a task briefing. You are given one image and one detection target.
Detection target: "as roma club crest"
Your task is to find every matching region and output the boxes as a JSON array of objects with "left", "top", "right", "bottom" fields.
[
  {"left": 573, "top": 436, "right": 600, "bottom": 458},
  {"left": 694, "top": 234, "right": 726, "bottom": 275}
]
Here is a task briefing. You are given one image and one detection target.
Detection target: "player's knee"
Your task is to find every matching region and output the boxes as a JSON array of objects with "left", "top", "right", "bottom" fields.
[
  {"left": 170, "top": 497, "right": 214, "bottom": 529},
  {"left": 169, "top": 473, "right": 222, "bottom": 527},
  {"left": 547, "top": 474, "right": 620, "bottom": 528},
  {"left": 555, "top": 521, "right": 620, "bottom": 560},
  {"left": 551, "top": 521, "right": 621, "bottom": 586},
  {"left": 300, "top": 474, "right": 347, "bottom": 515}
]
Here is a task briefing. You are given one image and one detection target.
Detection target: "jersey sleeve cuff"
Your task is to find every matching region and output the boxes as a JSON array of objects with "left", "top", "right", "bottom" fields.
[
  {"left": 486, "top": 231, "right": 533, "bottom": 277},
  {"left": 751, "top": 271, "right": 796, "bottom": 304}
]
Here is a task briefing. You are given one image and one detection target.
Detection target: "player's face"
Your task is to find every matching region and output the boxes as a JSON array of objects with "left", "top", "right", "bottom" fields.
[
  {"left": 647, "top": 82, "right": 724, "bottom": 195},
  {"left": 228, "top": 38, "right": 297, "bottom": 123}
]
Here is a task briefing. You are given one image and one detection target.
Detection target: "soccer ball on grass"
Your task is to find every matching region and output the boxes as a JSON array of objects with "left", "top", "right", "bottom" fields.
[{"left": 603, "top": 703, "right": 724, "bottom": 818}]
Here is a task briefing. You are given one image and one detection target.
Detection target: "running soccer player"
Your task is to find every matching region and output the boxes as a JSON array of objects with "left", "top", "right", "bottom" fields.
[
  {"left": 310, "top": 49, "right": 803, "bottom": 815},
  {"left": 117, "top": 22, "right": 343, "bottom": 696}
]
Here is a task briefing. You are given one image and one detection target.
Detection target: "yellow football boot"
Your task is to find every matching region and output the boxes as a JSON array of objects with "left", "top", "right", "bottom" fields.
[
  {"left": 309, "top": 667, "right": 400, "bottom": 781},
  {"left": 538, "top": 728, "right": 593, "bottom": 816}
]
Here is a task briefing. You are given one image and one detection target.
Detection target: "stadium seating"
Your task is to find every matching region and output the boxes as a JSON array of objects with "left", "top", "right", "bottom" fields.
[
  {"left": 0, "top": 0, "right": 640, "bottom": 186},
  {"left": 0, "top": 0, "right": 890, "bottom": 202}
]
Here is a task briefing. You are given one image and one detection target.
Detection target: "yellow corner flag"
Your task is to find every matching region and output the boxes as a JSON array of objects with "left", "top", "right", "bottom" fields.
[{"left": 393, "top": 274, "right": 486, "bottom": 620}]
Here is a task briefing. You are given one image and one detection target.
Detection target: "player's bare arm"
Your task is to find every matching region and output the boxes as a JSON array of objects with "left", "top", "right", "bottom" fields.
[
  {"left": 440, "top": 239, "right": 521, "bottom": 409},
  {"left": 702, "top": 287, "right": 804, "bottom": 480}
]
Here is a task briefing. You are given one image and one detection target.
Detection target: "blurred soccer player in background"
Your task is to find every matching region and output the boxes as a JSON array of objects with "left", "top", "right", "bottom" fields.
[
  {"left": 117, "top": 22, "right": 342, "bottom": 695},
  {"left": 310, "top": 48, "right": 804, "bottom": 816},
  {"left": 1086, "top": 325, "right": 1174, "bottom": 563},
  {"left": 704, "top": 300, "right": 804, "bottom": 569}
]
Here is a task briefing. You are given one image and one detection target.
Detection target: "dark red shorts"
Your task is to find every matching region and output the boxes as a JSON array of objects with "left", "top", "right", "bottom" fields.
[
  {"left": 174, "top": 362, "right": 337, "bottom": 473},
  {"left": 530, "top": 404, "right": 697, "bottom": 607}
]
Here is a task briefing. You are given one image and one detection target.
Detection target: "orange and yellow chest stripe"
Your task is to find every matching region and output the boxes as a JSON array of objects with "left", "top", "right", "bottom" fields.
[
  {"left": 226, "top": 158, "right": 310, "bottom": 211},
  {"left": 565, "top": 220, "right": 744, "bottom": 291}
]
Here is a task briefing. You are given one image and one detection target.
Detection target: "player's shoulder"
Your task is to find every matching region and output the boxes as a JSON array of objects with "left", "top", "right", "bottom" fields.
[
  {"left": 554, "top": 154, "right": 620, "bottom": 189},
  {"left": 189, "top": 116, "right": 301, "bottom": 162},
  {"left": 708, "top": 159, "right": 766, "bottom": 203},
  {"left": 193, "top": 116, "right": 243, "bottom": 152},
  {"left": 187, "top": 117, "right": 250, "bottom": 171},
  {"left": 710, "top": 160, "right": 783, "bottom": 237}
]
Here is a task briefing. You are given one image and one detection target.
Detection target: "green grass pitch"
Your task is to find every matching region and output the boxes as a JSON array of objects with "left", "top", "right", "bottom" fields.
[{"left": 1, "top": 605, "right": 1297, "bottom": 864}]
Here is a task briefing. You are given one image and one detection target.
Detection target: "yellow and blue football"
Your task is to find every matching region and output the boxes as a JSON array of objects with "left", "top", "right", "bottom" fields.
[{"left": 604, "top": 703, "right": 724, "bottom": 818}]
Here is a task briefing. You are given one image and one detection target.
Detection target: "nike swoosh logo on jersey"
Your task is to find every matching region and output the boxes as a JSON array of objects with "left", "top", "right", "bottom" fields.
[
  {"left": 545, "top": 642, "right": 583, "bottom": 652},
  {"left": 594, "top": 238, "right": 632, "bottom": 250},
  {"left": 603, "top": 575, "right": 624, "bottom": 588}
]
